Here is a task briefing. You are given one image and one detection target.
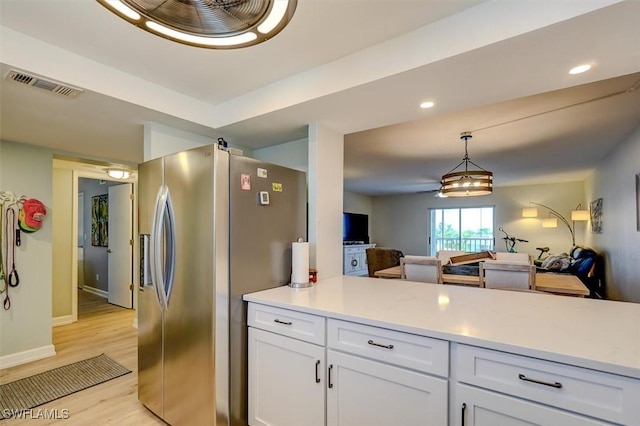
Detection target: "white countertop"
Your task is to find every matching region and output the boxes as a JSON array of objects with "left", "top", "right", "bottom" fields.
[{"left": 244, "top": 276, "right": 640, "bottom": 379}]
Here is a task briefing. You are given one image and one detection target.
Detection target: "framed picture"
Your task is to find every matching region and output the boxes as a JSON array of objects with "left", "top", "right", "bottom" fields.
[
  {"left": 636, "top": 174, "right": 640, "bottom": 232},
  {"left": 91, "top": 194, "right": 109, "bottom": 247},
  {"left": 590, "top": 197, "right": 603, "bottom": 234}
]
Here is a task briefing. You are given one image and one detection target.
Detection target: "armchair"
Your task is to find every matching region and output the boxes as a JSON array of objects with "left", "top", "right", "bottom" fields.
[{"left": 366, "top": 247, "right": 404, "bottom": 277}]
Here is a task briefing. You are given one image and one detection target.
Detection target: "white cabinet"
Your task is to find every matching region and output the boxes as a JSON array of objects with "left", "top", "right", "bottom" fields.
[
  {"left": 327, "top": 350, "right": 447, "bottom": 425},
  {"left": 326, "top": 319, "right": 449, "bottom": 425},
  {"left": 247, "top": 305, "right": 326, "bottom": 426},
  {"left": 454, "top": 384, "right": 609, "bottom": 426},
  {"left": 453, "top": 344, "right": 640, "bottom": 426},
  {"left": 248, "top": 301, "right": 640, "bottom": 426},
  {"left": 248, "top": 328, "right": 325, "bottom": 426},
  {"left": 343, "top": 244, "right": 375, "bottom": 276}
]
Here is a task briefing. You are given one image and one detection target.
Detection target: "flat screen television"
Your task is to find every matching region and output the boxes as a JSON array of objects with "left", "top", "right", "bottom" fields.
[{"left": 343, "top": 212, "right": 369, "bottom": 244}]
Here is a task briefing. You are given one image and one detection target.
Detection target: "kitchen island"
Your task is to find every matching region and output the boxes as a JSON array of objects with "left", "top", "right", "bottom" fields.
[{"left": 244, "top": 276, "right": 640, "bottom": 426}]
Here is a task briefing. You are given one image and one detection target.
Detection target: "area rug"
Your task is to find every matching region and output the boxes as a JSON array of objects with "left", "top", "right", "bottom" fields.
[{"left": 0, "top": 353, "right": 131, "bottom": 419}]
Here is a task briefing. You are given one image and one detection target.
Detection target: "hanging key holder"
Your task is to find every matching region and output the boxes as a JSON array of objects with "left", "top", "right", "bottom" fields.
[{"left": 6, "top": 207, "right": 19, "bottom": 288}]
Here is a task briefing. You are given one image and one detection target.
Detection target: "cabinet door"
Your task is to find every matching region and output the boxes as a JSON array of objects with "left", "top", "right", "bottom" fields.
[
  {"left": 358, "top": 251, "right": 368, "bottom": 274},
  {"left": 344, "top": 252, "right": 358, "bottom": 275},
  {"left": 454, "top": 384, "right": 609, "bottom": 426},
  {"left": 248, "top": 328, "right": 325, "bottom": 426},
  {"left": 327, "top": 350, "right": 447, "bottom": 426}
]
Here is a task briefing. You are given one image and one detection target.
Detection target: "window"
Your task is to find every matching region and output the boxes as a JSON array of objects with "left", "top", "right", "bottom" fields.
[{"left": 429, "top": 207, "right": 495, "bottom": 255}]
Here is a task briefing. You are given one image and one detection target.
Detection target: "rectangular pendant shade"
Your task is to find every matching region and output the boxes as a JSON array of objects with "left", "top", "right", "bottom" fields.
[
  {"left": 571, "top": 210, "right": 590, "bottom": 221},
  {"left": 522, "top": 208, "right": 538, "bottom": 218},
  {"left": 542, "top": 218, "right": 558, "bottom": 228}
]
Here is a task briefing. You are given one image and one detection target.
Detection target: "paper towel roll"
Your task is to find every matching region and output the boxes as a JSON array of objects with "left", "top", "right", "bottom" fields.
[{"left": 291, "top": 241, "right": 310, "bottom": 288}]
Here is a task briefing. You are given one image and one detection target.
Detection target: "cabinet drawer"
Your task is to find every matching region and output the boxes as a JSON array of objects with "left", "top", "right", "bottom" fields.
[
  {"left": 456, "top": 344, "right": 640, "bottom": 425},
  {"left": 248, "top": 303, "right": 325, "bottom": 345},
  {"left": 344, "top": 247, "right": 363, "bottom": 255},
  {"left": 454, "top": 384, "right": 610, "bottom": 426},
  {"left": 327, "top": 319, "right": 449, "bottom": 377}
]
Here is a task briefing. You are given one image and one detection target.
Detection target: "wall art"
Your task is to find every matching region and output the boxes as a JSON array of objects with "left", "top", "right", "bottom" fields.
[
  {"left": 91, "top": 194, "right": 109, "bottom": 247},
  {"left": 590, "top": 197, "right": 603, "bottom": 234}
]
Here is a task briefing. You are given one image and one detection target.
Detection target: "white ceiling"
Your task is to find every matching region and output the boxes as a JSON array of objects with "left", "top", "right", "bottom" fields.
[{"left": 1, "top": 0, "right": 639, "bottom": 195}]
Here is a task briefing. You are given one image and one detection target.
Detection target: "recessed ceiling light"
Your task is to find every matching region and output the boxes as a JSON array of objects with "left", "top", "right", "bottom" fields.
[
  {"left": 569, "top": 64, "right": 591, "bottom": 75},
  {"left": 420, "top": 101, "right": 435, "bottom": 109}
]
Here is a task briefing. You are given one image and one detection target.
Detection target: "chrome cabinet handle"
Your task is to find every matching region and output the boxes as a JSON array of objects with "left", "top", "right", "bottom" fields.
[
  {"left": 518, "top": 373, "right": 562, "bottom": 389},
  {"left": 368, "top": 339, "right": 394, "bottom": 350},
  {"left": 328, "top": 364, "right": 334, "bottom": 388},
  {"left": 315, "top": 360, "right": 321, "bottom": 383},
  {"left": 274, "top": 319, "right": 292, "bottom": 326},
  {"left": 461, "top": 403, "right": 466, "bottom": 426}
]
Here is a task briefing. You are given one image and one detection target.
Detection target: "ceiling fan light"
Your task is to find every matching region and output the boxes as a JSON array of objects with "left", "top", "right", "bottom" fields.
[
  {"left": 104, "top": 0, "right": 140, "bottom": 20},
  {"left": 258, "top": 0, "right": 289, "bottom": 34},
  {"left": 146, "top": 21, "right": 258, "bottom": 46},
  {"left": 97, "top": 0, "right": 297, "bottom": 49}
]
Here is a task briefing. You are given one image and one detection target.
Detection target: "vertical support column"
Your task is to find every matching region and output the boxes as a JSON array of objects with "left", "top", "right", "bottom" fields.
[{"left": 308, "top": 122, "right": 344, "bottom": 279}]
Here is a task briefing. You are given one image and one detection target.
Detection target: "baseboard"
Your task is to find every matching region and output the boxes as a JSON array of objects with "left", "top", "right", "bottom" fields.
[
  {"left": 0, "top": 345, "right": 56, "bottom": 370},
  {"left": 82, "top": 285, "right": 108, "bottom": 298},
  {"left": 52, "top": 315, "right": 73, "bottom": 327}
]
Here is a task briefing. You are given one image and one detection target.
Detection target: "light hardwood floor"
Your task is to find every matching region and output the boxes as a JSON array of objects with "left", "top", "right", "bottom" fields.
[{"left": 0, "top": 290, "right": 166, "bottom": 425}]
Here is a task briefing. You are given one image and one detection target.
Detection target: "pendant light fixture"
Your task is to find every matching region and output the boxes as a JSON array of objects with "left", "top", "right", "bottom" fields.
[
  {"left": 440, "top": 132, "right": 493, "bottom": 197},
  {"left": 97, "top": 0, "right": 298, "bottom": 49}
]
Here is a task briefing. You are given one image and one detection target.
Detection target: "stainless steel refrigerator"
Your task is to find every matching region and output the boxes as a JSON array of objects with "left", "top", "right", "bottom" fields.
[{"left": 137, "top": 145, "right": 306, "bottom": 425}]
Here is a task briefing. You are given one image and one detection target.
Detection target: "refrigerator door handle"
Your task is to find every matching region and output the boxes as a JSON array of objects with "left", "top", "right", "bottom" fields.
[
  {"left": 152, "top": 185, "right": 169, "bottom": 310},
  {"left": 149, "top": 186, "right": 165, "bottom": 310},
  {"left": 152, "top": 186, "right": 176, "bottom": 310},
  {"left": 163, "top": 189, "right": 176, "bottom": 306}
]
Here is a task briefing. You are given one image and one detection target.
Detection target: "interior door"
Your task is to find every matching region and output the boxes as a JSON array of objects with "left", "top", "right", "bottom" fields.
[{"left": 108, "top": 183, "right": 133, "bottom": 308}]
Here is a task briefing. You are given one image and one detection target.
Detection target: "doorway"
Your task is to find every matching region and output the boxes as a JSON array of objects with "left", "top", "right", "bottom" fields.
[
  {"left": 78, "top": 178, "right": 133, "bottom": 309},
  {"left": 51, "top": 158, "right": 138, "bottom": 327}
]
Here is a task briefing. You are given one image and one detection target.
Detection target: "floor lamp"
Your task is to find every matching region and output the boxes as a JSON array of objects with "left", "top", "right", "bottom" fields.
[{"left": 522, "top": 202, "right": 589, "bottom": 248}]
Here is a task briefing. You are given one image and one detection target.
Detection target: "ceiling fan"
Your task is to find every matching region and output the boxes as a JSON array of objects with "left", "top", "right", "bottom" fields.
[{"left": 412, "top": 181, "right": 445, "bottom": 197}]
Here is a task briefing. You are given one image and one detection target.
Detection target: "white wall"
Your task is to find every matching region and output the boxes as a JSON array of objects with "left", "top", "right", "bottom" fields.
[
  {"left": 584, "top": 125, "right": 640, "bottom": 302},
  {"left": 308, "top": 123, "right": 343, "bottom": 279},
  {"left": 372, "top": 181, "right": 586, "bottom": 258},
  {"left": 144, "top": 122, "right": 214, "bottom": 161},
  {"left": 0, "top": 141, "right": 55, "bottom": 364},
  {"left": 253, "top": 138, "right": 308, "bottom": 172}
]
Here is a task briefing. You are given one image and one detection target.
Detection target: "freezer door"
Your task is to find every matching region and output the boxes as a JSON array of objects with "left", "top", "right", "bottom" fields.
[
  {"left": 137, "top": 158, "right": 164, "bottom": 418},
  {"left": 162, "top": 145, "right": 217, "bottom": 426},
  {"left": 228, "top": 156, "right": 307, "bottom": 426}
]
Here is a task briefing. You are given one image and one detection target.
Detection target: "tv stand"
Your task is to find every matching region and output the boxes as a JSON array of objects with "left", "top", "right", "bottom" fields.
[{"left": 343, "top": 243, "right": 375, "bottom": 276}]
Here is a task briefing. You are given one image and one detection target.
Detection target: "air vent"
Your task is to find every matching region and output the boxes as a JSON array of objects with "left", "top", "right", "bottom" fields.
[{"left": 5, "top": 70, "right": 83, "bottom": 98}]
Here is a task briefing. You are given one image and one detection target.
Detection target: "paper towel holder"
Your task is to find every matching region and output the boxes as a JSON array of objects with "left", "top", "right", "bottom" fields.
[{"left": 290, "top": 238, "right": 313, "bottom": 288}]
